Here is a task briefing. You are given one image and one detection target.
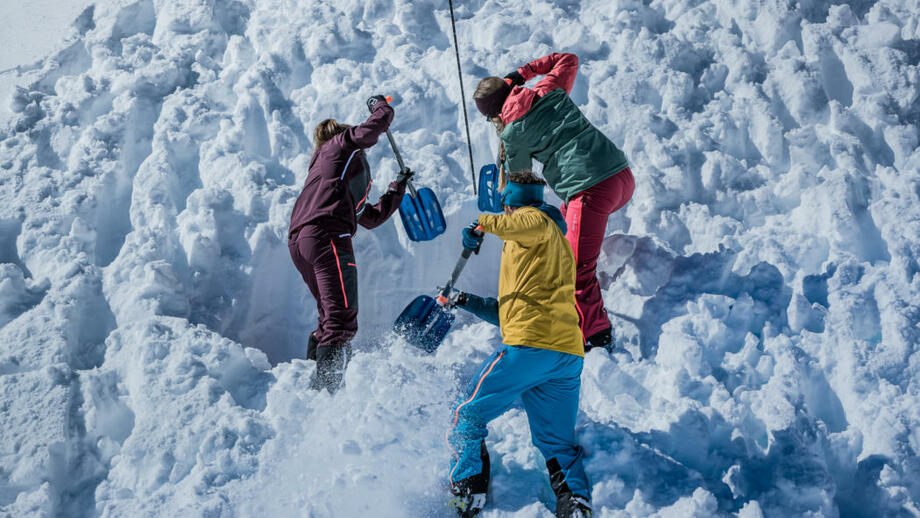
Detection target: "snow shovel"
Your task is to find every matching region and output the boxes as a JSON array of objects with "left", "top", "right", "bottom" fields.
[
  {"left": 477, "top": 163, "right": 503, "bottom": 213},
  {"left": 393, "top": 234, "right": 481, "bottom": 352},
  {"left": 384, "top": 129, "right": 446, "bottom": 241}
]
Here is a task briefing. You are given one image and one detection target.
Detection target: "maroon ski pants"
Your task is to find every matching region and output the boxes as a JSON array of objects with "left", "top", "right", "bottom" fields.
[
  {"left": 560, "top": 167, "right": 635, "bottom": 340},
  {"left": 289, "top": 225, "right": 359, "bottom": 350}
]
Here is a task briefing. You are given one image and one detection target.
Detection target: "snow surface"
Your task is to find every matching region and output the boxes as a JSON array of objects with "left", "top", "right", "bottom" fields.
[
  {"left": 0, "top": 0, "right": 97, "bottom": 121},
  {"left": 1, "top": 0, "right": 919, "bottom": 516}
]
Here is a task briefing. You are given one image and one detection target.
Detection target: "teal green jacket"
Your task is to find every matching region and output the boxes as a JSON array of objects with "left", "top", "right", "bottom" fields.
[{"left": 501, "top": 88, "right": 629, "bottom": 202}]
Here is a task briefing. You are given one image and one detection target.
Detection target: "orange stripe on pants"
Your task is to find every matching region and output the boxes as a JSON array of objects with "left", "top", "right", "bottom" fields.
[
  {"left": 330, "top": 240, "right": 349, "bottom": 309},
  {"left": 446, "top": 350, "right": 505, "bottom": 487}
]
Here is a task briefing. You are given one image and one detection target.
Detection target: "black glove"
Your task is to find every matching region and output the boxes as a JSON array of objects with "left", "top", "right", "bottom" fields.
[
  {"left": 367, "top": 95, "right": 388, "bottom": 112},
  {"left": 396, "top": 168, "right": 414, "bottom": 187},
  {"left": 462, "top": 221, "right": 484, "bottom": 254},
  {"left": 504, "top": 70, "right": 525, "bottom": 87},
  {"left": 437, "top": 287, "right": 468, "bottom": 308}
]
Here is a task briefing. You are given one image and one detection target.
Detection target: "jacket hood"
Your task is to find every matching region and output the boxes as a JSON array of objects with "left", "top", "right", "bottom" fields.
[{"left": 535, "top": 203, "right": 567, "bottom": 235}]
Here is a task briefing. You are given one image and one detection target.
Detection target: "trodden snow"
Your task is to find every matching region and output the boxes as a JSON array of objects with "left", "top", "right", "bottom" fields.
[{"left": 0, "top": 0, "right": 918, "bottom": 516}]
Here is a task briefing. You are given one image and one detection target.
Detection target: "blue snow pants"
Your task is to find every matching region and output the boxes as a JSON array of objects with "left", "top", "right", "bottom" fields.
[{"left": 447, "top": 344, "right": 590, "bottom": 498}]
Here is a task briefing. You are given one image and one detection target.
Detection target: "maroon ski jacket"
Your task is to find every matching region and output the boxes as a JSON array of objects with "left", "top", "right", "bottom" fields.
[{"left": 289, "top": 103, "right": 405, "bottom": 239}]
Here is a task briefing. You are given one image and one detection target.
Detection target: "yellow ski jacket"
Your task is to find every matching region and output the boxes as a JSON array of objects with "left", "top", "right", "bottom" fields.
[{"left": 477, "top": 206, "right": 584, "bottom": 357}]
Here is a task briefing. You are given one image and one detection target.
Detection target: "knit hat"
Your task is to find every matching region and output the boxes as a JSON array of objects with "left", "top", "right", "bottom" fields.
[
  {"left": 474, "top": 79, "right": 512, "bottom": 119},
  {"left": 501, "top": 180, "right": 544, "bottom": 207}
]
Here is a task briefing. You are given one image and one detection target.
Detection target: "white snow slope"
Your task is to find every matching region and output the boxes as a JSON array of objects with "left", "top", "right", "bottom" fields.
[{"left": 1, "top": 0, "right": 919, "bottom": 516}]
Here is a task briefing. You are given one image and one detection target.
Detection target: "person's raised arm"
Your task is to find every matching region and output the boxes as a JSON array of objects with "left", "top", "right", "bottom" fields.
[
  {"left": 514, "top": 52, "right": 578, "bottom": 96},
  {"left": 344, "top": 101, "right": 394, "bottom": 150}
]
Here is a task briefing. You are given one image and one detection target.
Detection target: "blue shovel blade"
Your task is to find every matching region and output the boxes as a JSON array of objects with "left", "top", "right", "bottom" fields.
[
  {"left": 398, "top": 188, "right": 446, "bottom": 242},
  {"left": 477, "top": 164, "right": 503, "bottom": 213},
  {"left": 393, "top": 295, "right": 455, "bottom": 352},
  {"left": 416, "top": 187, "right": 446, "bottom": 237},
  {"left": 399, "top": 194, "right": 426, "bottom": 241}
]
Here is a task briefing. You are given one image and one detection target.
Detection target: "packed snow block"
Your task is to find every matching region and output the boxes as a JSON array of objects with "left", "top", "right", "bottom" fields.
[
  {"left": 1, "top": 263, "right": 114, "bottom": 372},
  {"left": 80, "top": 369, "right": 136, "bottom": 465},
  {"left": 802, "top": 24, "right": 853, "bottom": 106},
  {"left": 826, "top": 428, "right": 920, "bottom": 518},
  {"left": 0, "top": 367, "right": 72, "bottom": 508},
  {"left": 0, "top": 218, "right": 27, "bottom": 271},
  {"left": 764, "top": 43, "right": 830, "bottom": 128},
  {"left": 745, "top": 415, "right": 837, "bottom": 517},
  {"left": 92, "top": 317, "right": 274, "bottom": 516},
  {"left": 103, "top": 244, "right": 192, "bottom": 325},
  {"left": 622, "top": 241, "right": 790, "bottom": 358},
  {"left": 92, "top": 0, "right": 155, "bottom": 49},
  {"left": 871, "top": 188, "right": 920, "bottom": 305},
  {"left": 882, "top": 126, "right": 920, "bottom": 175},
  {"left": 61, "top": 270, "right": 117, "bottom": 370},
  {"left": 602, "top": 235, "right": 675, "bottom": 303},
  {"left": 787, "top": 292, "right": 828, "bottom": 333},
  {"left": 655, "top": 488, "right": 719, "bottom": 517},
  {"left": 579, "top": 422, "right": 714, "bottom": 511},
  {"left": 0, "top": 264, "right": 46, "bottom": 330},
  {"left": 178, "top": 188, "right": 250, "bottom": 273},
  {"left": 0, "top": 482, "right": 54, "bottom": 517},
  {"left": 0, "top": 310, "right": 66, "bottom": 376},
  {"left": 700, "top": 152, "right": 763, "bottom": 194},
  {"left": 656, "top": 294, "right": 759, "bottom": 377},
  {"left": 794, "top": 168, "right": 891, "bottom": 264},
  {"left": 580, "top": 351, "right": 652, "bottom": 427},
  {"left": 676, "top": 203, "right": 744, "bottom": 255}
]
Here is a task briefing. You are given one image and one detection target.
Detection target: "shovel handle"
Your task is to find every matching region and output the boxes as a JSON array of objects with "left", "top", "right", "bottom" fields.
[
  {"left": 385, "top": 129, "right": 418, "bottom": 197},
  {"left": 385, "top": 130, "right": 407, "bottom": 172},
  {"left": 437, "top": 230, "right": 483, "bottom": 304}
]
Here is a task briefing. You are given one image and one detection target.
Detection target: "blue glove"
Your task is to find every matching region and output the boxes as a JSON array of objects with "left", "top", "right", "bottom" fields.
[{"left": 462, "top": 221, "right": 484, "bottom": 254}]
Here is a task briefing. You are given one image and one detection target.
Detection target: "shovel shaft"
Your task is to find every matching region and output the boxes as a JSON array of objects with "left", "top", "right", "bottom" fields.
[
  {"left": 437, "top": 252, "right": 470, "bottom": 304},
  {"left": 436, "top": 231, "right": 483, "bottom": 303},
  {"left": 405, "top": 179, "right": 418, "bottom": 197},
  {"left": 385, "top": 130, "right": 407, "bottom": 172},
  {"left": 386, "top": 129, "right": 417, "bottom": 197},
  {"left": 446, "top": 249, "right": 472, "bottom": 290}
]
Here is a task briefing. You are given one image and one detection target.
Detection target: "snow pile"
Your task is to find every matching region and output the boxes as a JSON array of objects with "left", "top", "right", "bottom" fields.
[{"left": 1, "top": 0, "right": 918, "bottom": 516}]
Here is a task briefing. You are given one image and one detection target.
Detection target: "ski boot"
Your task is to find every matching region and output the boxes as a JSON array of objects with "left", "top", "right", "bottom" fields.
[
  {"left": 306, "top": 333, "right": 318, "bottom": 361},
  {"left": 448, "top": 488, "right": 486, "bottom": 518},
  {"left": 584, "top": 328, "right": 612, "bottom": 353},
  {"left": 449, "top": 441, "right": 490, "bottom": 517},
  {"left": 547, "top": 458, "right": 592, "bottom": 518},
  {"left": 555, "top": 491, "right": 592, "bottom": 518},
  {"left": 311, "top": 343, "right": 351, "bottom": 393}
]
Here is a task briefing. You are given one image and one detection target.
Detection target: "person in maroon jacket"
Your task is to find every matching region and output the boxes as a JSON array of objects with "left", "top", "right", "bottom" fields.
[{"left": 288, "top": 95, "right": 412, "bottom": 392}]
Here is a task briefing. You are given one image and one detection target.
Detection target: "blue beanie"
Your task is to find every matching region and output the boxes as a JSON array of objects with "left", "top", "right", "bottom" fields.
[{"left": 501, "top": 181, "right": 544, "bottom": 207}]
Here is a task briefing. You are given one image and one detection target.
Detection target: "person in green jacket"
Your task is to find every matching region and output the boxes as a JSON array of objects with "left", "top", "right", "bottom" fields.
[{"left": 473, "top": 52, "right": 635, "bottom": 352}]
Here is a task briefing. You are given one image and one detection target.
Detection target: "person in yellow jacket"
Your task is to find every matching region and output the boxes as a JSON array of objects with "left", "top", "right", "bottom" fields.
[{"left": 445, "top": 172, "right": 592, "bottom": 518}]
